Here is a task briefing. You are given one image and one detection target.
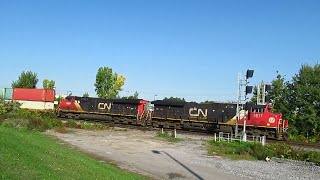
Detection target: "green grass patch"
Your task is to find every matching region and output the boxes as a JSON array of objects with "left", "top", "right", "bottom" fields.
[
  {"left": 0, "top": 126, "right": 145, "bottom": 179},
  {"left": 157, "top": 132, "right": 183, "bottom": 142},
  {"left": 208, "top": 140, "right": 320, "bottom": 165},
  {"left": 63, "top": 119, "right": 109, "bottom": 130}
]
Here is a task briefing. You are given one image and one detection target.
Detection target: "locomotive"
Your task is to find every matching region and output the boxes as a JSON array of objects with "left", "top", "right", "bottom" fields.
[{"left": 57, "top": 96, "right": 288, "bottom": 140}]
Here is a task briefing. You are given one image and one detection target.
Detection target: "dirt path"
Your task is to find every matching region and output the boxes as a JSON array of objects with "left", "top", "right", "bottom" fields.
[
  {"left": 47, "top": 128, "right": 320, "bottom": 180},
  {"left": 47, "top": 128, "right": 241, "bottom": 180}
]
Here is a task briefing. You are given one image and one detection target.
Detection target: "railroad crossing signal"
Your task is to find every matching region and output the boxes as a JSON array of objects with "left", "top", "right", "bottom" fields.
[{"left": 235, "top": 69, "right": 254, "bottom": 142}]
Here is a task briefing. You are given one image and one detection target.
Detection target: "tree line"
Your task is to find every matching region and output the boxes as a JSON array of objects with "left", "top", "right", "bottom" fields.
[
  {"left": 11, "top": 71, "right": 55, "bottom": 89},
  {"left": 266, "top": 64, "right": 320, "bottom": 140}
]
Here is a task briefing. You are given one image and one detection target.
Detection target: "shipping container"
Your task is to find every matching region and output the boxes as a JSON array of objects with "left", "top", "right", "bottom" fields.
[
  {"left": 0, "top": 88, "right": 13, "bottom": 100},
  {"left": 13, "top": 88, "right": 55, "bottom": 102},
  {"left": 17, "top": 100, "right": 54, "bottom": 110},
  {"left": 5, "top": 88, "right": 13, "bottom": 100},
  {"left": 0, "top": 88, "right": 4, "bottom": 99}
]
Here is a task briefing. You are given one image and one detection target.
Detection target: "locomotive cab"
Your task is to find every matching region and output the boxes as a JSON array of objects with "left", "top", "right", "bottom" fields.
[{"left": 244, "top": 103, "right": 288, "bottom": 140}]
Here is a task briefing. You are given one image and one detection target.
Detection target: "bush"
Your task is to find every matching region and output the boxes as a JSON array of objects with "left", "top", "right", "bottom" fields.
[
  {"left": 0, "top": 105, "right": 62, "bottom": 132},
  {"left": 0, "top": 99, "right": 20, "bottom": 115},
  {"left": 27, "top": 117, "right": 62, "bottom": 132},
  {"left": 2, "top": 118, "right": 29, "bottom": 128},
  {"left": 208, "top": 140, "right": 320, "bottom": 164}
]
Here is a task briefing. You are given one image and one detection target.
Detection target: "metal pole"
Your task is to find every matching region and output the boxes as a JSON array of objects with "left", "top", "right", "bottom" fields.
[
  {"left": 243, "top": 77, "right": 247, "bottom": 142},
  {"left": 235, "top": 73, "right": 241, "bottom": 136},
  {"left": 257, "top": 84, "right": 260, "bottom": 105},
  {"left": 262, "top": 82, "right": 266, "bottom": 105}
]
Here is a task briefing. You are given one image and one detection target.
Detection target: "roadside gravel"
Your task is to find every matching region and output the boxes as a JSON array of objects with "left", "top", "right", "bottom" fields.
[{"left": 47, "top": 128, "right": 320, "bottom": 180}]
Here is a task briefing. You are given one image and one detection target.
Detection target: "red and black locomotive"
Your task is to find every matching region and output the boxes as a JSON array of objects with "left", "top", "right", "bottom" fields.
[{"left": 58, "top": 96, "right": 288, "bottom": 140}]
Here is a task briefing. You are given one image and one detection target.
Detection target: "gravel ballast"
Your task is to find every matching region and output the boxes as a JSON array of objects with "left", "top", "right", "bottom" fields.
[{"left": 47, "top": 128, "right": 320, "bottom": 180}]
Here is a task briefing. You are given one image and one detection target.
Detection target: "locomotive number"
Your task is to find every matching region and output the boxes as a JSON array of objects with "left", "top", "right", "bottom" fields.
[
  {"left": 98, "top": 103, "right": 112, "bottom": 111},
  {"left": 253, "top": 114, "right": 263, "bottom": 118},
  {"left": 189, "top": 107, "right": 208, "bottom": 117}
]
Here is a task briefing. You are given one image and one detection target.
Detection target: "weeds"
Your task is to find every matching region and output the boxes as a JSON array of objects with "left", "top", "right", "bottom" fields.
[
  {"left": 0, "top": 100, "right": 108, "bottom": 132},
  {"left": 157, "top": 132, "right": 183, "bottom": 142},
  {"left": 208, "top": 140, "right": 320, "bottom": 165},
  {"left": 54, "top": 127, "right": 70, "bottom": 134},
  {"left": 63, "top": 120, "right": 108, "bottom": 130}
]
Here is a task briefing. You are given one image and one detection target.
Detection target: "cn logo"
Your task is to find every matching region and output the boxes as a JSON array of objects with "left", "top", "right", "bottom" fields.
[
  {"left": 269, "top": 117, "right": 275, "bottom": 123},
  {"left": 189, "top": 107, "right": 208, "bottom": 117},
  {"left": 98, "top": 103, "right": 112, "bottom": 111}
]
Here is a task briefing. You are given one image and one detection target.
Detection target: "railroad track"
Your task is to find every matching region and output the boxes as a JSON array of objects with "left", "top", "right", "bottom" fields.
[
  {"left": 286, "top": 141, "right": 320, "bottom": 149},
  {"left": 59, "top": 118, "right": 215, "bottom": 139},
  {"left": 268, "top": 139, "right": 320, "bottom": 149}
]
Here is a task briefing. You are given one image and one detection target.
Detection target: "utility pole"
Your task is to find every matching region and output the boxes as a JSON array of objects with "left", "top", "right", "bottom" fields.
[
  {"left": 235, "top": 73, "right": 242, "bottom": 136},
  {"left": 243, "top": 70, "right": 254, "bottom": 142},
  {"left": 235, "top": 70, "right": 254, "bottom": 141}
]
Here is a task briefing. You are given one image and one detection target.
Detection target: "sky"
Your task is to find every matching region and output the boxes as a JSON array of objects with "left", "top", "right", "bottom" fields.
[{"left": 0, "top": 0, "right": 319, "bottom": 102}]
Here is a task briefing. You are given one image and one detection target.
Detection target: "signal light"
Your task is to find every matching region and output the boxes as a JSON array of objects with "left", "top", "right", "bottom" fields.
[
  {"left": 265, "top": 84, "right": 272, "bottom": 91},
  {"left": 246, "top": 69, "right": 254, "bottom": 79},
  {"left": 246, "top": 86, "right": 253, "bottom": 95},
  {"left": 265, "top": 95, "right": 271, "bottom": 103}
]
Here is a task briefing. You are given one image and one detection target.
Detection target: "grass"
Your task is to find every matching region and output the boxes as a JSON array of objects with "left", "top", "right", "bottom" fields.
[
  {"left": 207, "top": 140, "right": 320, "bottom": 165},
  {"left": 157, "top": 131, "right": 183, "bottom": 142},
  {"left": 1, "top": 108, "right": 109, "bottom": 132},
  {"left": 0, "top": 126, "right": 146, "bottom": 179}
]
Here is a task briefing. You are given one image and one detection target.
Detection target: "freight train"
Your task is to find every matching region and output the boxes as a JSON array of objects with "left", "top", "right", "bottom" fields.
[{"left": 57, "top": 96, "right": 288, "bottom": 140}]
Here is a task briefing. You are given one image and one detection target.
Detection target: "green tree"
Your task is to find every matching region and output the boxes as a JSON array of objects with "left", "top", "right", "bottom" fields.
[
  {"left": 122, "top": 91, "right": 139, "bottom": 99},
  {"left": 83, "top": 92, "right": 89, "bottom": 97},
  {"left": 251, "top": 86, "right": 258, "bottom": 104},
  {"left": 201, "top": 100, "right": 216, "bottom": 104},
  {"left": 269, "top": 73, "right": 296, "bottom": 134},
  {"left": 163, "top": 97, "right": 186, "bottom": 102},
  {"left": 43, "top": 79, "right": 55, "bottom": 89},
  {"left": 289, "top": 64, "right": 320, "bottom": 137},
  {"left": 12, "top": 71, "right": 38, "bottom": 88},
  {"left": 94, "top": 67, "right": 126, "bottom": 99},
  {"left": 269, "top": 65, "right": 320, "bottom": 139}
]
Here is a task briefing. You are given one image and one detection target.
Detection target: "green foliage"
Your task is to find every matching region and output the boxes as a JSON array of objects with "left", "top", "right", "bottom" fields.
[
  {"left": 1, "top": 109, "right": 62, "bottom": 132},
  {"left": 0, "top": 98, "right": 21, "bottom": 116},
  {"left": 122, "top": 91, "right": 139, "bottom": 99},
  {"left": 79, "top": 121, "right": 107, "bottom": 130},
  {"left": 94, "top": 67, "right": 126, "bottom": 99},
  {"left": 63, "top": 120, "right": 108, "bottom": 130},
  {"left": 163, "top": 97, "right": 186, "bottom": 102},
  {"left": 290, "top": 64, "right": 320, "bottom": 138},
  {"left": 157, "top": 132, "right": 183, "bottom": 142},
  {"left": 0, "top": 126, "right": 145, "bottom": 179},
  {"left": 1, "top": 118, "right": 29, "bottom": 128},
  {"left": 251, "top": 86, "right": 258, "bottom": 104},
  {"left": 12, "top": 71, "right": 39, "bottom": 88},
  {"left": 55, "top": 95, "right": 64, "bottom": 103},
  {"left": 43, "top": 79, "right": 55, "bottom": 89},
  {"left": 268, "top": 64, "right": 320, "bottom": 139},
  {"left": 200, "top": 100, "right": 217, "bottom": 104},
  {"left": 83, "top": 92, "right": 89, "bottom": 97},
  {"left": 208, "top": 140, "right": 320, "bottom": 164}
]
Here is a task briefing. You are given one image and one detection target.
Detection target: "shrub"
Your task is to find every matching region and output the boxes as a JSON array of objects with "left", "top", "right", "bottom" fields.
[
  {"left": 0, "top": 99, "right": 21, "bottom": 115},
  {"left": 2, "top": 118, "right": 29, "bottom": 128},
  {"left": 208, "top": 140, "right": 320, "bottom": 164}
]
